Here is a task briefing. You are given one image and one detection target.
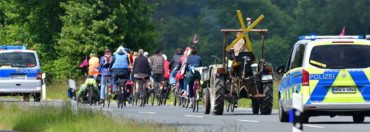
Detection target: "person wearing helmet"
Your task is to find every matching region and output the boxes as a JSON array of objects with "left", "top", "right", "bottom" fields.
[
  {"left": 98, "top": 49, "right": 113, "bottom": 103},
  {"left": 88, "top": 50, "right": 101, "bottom": 78}
]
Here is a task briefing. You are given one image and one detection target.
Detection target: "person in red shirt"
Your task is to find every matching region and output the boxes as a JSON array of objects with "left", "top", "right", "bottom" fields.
[{"left": 162, "top": 54, "right": 170, "bottom": 80}]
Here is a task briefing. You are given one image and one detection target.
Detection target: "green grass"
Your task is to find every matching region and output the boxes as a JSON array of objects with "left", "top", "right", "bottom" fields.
[{"left": 0, "top": 102, "right": 180, "bottom": 132}]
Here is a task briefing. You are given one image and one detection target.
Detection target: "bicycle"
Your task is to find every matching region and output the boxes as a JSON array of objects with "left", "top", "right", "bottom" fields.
[
  {"left": 87, "top": 83, "right": 99, "bottom": 106},
  {"left": 116, "top": 79, "right": 133, "bottom": 108},
  {"left": 172, "top": 82, "right": 182, "bottom": 106},
  {"left": 192, "top": 79, "right": 201, "bottom": 112},
  {"left": 190, "top": 66, "right": 207, "bottom": 112},
  {"left": 136, "top": 78, "right": 148, "bottom": 107},
  {"left": 157, "top": 80, "right": 170, "bottom": 105},
  {"left": 102, "top": 75, "right": 112, "bottom": 107}
]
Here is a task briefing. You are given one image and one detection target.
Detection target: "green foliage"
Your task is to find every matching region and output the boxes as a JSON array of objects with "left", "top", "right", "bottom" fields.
[{"left": 1, "top": 0, "right": 370, "bottom": 80}]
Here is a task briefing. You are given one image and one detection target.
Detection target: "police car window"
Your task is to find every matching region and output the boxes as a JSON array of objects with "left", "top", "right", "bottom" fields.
[
  {"left": 309, "top": 45, "right": 370, "bottom": 69},
  {"left": 285, "top": 48, "right": 294, "bottom": 71},
  {"left": 291, "top": 44, "right": 305, "bottom": 69},
  {"left": 0, "top": 52, "right": 37, "bottom": 67}
]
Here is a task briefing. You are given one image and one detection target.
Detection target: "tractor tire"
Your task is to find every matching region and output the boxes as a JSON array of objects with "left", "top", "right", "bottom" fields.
[
  {"left": 203, "top": 88, "right": 211, "bottom": 114},
  {"left": 212, "top": 74, "right": 225, "bottom": 115},
  {"left": 252, "top": 98, "right": 259, "bottom": 114},
  {"left": 279, "top": 99, "right": 289, "bottom": 122},
  {"left": 260, "top": 82, "right": 273, "bottom": 115}
]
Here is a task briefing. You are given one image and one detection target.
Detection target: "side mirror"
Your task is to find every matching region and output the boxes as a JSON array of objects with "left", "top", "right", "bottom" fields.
[{"left": 276, "top": 66, "right": 285, "bottom": 73}]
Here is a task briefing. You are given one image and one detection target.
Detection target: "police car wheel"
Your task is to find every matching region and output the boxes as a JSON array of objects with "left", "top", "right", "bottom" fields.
[
  {"left": 279, "top": 99, "right": 289, "bottom": 122},
  {"left": 353, "top": 115, "right": 365, "bottom": 123}
]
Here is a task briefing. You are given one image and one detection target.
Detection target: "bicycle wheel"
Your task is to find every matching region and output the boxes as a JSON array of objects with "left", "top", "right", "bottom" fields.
[
  {"left": 150, "top": 92, "right": 155, "bottom": 106},
  {"left": 185, "top": 98, "right": 189, "bottom": 108},
  {"left": 231, "top": 99, "right": 235, "bottom": 112},
  {"left": 225, "top": 99, "right": 229, "bottom": 112},
  {"left": 173, "top": 90, "right": 177, "bottom": 106},
  {"left": 163, "top": 93, "right": 167, "bottom": 105},
  {"left": 141, "top": 89, "right": 146, "bottom": 107},
  {"left": 89, "top": 87, "right": 93, "bottom": 106},
  {"left": 196, "top": 91, "right": 199, "bottom": 112},
  {"left": 132, "top": 93, "right": 135, "bottom": 106},
  {"left": 135, "top": 93, "right": 139, "bottom": 107},
  {"left": 192, "top": 98, "right": 196, "bottom": 112}
]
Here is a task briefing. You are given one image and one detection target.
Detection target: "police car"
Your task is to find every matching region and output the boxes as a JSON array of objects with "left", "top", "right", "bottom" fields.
[
  {"left": 0, "top": 45, "right": 41, "bottom": 102},
  {"left": 277, "top": 35, "right": 370, "bottom": 123}
]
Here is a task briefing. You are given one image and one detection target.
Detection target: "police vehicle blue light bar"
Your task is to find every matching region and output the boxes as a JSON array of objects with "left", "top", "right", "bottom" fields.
[
  {"left": 299, "top": 35, "right": 363, "bottom": 40},
  {"left": 0, "top": 45, "right": 27, "bottom": 50}
]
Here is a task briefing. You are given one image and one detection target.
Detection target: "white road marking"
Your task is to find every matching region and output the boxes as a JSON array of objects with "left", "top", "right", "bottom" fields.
[
  {"left": 102, "top": 109, "right": 113, "bottom": 111},
  {"left": 184, "top": 115, "right": 204, "bottom": 118},
  {"left": 237, "top": 119, "right": 259, "bottom": 122},
  {"left": 303, "top": 124, "right": 324, "bottom": 128},
  {"left": 139, "top": 112, "right": 156, "bottom": 114}
]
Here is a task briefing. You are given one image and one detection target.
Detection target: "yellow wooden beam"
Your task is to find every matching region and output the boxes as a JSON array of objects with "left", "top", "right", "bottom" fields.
[{"left": 226, "top": 13, "right": 264, "bottom": 51}]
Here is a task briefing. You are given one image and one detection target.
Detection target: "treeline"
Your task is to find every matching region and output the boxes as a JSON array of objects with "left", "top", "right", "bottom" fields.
[
  {"left": 150, "top": 0, "right": 370, "bottom": 68},
  {"left": 0, "top": 0, "right": 158, "bottom": 80},
  {"left": 1, "top": 0, "right": 370, "bottom": 80}
]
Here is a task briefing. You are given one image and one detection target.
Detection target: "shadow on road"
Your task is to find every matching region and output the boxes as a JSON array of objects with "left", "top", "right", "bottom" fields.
[
  {"left": 223, "top": 113, "right": 278, "bottom": 116},
  {"left": 307, "top": 122, "right": 370, "bottom": 124}
]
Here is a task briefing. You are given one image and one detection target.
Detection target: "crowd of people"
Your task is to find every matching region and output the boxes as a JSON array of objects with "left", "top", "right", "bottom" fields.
[{"left": 77, "top": 45, "right": 202, "bottom": 108}]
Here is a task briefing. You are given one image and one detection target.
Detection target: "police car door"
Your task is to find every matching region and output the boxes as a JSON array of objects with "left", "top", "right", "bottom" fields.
[{"left": 281, "top": 43, "right": 306, "bottom": 109}]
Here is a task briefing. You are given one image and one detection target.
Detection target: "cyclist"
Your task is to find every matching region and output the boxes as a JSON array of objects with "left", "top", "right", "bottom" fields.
[
  {"left": 185, "top": 46, "right": 202, "bottom": 108},
  {"left": 77, "top": 77, "right": 100, "bottom": 103},
  {"left": 169, "top": 48, "right": 184, "bottom": 90},
  {"left": 178, "top": 47, "right": 191, "bottom": 97},
  {"left": 162, "top": 54, "right": 171, "bottom": 99},
  {"left": 125, "top": 48, "right": 134, "bottom": 101},
  {"left": 88, "top": 50, "right": 101, "bottom": 83},
  {"left": 148, "top": 49, "right": 165, "bottom": 95},
  {"left": 98, "top": 49, "right": 113, "bottom": 103},
  {"left": 109, "top": 46, "right": 130, "bottom": 100},
  {"left": 132, "top": 49, "right": 151, "bottom": 97}
]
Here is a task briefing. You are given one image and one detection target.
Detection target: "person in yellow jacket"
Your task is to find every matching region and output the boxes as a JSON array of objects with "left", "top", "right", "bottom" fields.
[{"left": 88, "top": 51, "right": 101, "bottom": 78}]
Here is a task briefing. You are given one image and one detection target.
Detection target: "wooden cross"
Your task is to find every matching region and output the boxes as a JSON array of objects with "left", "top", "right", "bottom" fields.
[{"left": 226, "top": 10, "right": 264, "bottom": 52}]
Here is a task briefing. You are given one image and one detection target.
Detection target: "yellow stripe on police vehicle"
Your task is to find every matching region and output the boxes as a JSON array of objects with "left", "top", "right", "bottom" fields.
[{"left": 278, "top": 35, "right": 370, "bottom": 123}]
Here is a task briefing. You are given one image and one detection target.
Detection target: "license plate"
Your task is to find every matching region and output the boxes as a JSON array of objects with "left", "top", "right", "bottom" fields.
[
  {"left": 12, "top": 75, "right": 25, "bottom": 80},
  {"left": 332, "top": 87, "right": 356, "bottom": 93}
]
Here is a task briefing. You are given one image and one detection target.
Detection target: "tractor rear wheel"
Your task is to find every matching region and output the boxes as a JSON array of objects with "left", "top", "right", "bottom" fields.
[
  {"left": 260, "top": 82, "right": 273, "bottom": 115},
  {"left": 212, "top": 74, "right": 225, "bottom": 115}
]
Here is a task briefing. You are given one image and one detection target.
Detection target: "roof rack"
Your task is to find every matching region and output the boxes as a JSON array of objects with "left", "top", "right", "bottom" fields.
[{"left": 299, "top": 35, "right": 363, "bottom": 40}]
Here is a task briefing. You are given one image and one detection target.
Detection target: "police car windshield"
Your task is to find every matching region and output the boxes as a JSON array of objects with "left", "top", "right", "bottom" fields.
[
  {"left": 0, "top": 52, "right": 37, "bottom": 67},
  {"left": 309, "top": 45, "right": 370, "bottom": 69}
]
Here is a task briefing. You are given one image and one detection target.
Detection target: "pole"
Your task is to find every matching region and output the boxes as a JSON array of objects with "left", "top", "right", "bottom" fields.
[
  {"left": 42, "top": 73, "right": 46, "bottom": 100},
  {"left": 69, "top": 79, "right": 78, "bottom": 115},
  {"left": 292, "top": 93, "right": 303, "bottom": 132}
]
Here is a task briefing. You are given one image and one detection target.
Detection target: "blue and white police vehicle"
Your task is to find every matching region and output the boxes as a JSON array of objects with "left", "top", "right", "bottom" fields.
[{"left": 0, "top": 45, "right": 41, "bottom": 102}]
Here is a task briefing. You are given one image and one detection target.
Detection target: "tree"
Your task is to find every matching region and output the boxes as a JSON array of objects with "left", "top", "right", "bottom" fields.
[{"left": 50, "top": 0, "right": 158, "bottom": 79}]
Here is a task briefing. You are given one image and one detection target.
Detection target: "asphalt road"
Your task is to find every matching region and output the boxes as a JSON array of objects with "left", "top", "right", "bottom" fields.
[{"left": 1, "top": 98, "right": 370, "bottom": 132}]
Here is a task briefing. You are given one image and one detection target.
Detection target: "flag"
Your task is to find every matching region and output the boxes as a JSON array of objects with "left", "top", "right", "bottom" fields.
[
  {"left": 193, "top": 34, "right": 198, "bottom": 44},
  {"left": 339, "top": 27, "right": 345, "bottom": 36},
  {"left": 79, "top": 57, "right": 88, "bottom": 67}
]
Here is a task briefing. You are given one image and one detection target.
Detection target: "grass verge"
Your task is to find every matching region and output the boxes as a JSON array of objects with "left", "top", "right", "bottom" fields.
[{"left": 0, "top": 102, "right": 179, "bottom": 132}]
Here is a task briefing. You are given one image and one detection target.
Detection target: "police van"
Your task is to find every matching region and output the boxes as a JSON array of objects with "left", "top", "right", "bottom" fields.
[
  {"left": 277, "top": 35, "right": 370, "bottom": 123},
  {"left": 0, "top": 45, "right": 41, "bottom": 102}
]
